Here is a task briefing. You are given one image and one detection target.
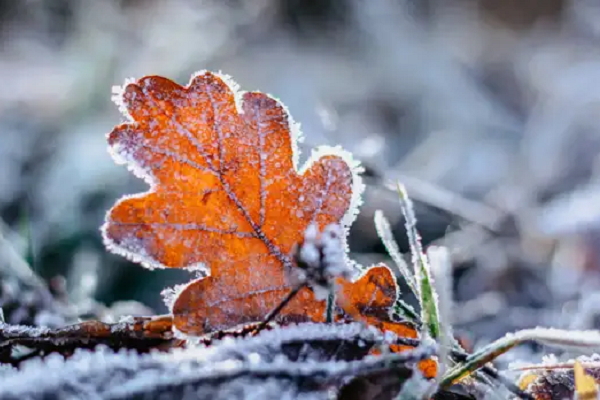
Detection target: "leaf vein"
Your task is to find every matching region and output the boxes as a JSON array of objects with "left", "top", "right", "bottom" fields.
[{"left": 112, "top": 221, "right": 256, "bottom": 238}]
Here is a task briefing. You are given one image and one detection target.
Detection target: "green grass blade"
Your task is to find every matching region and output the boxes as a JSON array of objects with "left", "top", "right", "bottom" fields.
[
  {"left": 397, "top": 183, "right": 440, "bottom": 340},
  {"left": 374, "top": 210, "right": 417, "bottom": 295},
  {"left": 441, "top": 328, "right": 600, "bottom": 387}
]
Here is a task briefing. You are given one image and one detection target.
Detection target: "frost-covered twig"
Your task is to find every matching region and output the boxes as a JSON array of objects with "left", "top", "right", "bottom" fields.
[
  {"left": 0, "top": 316, "right": 174, "bottom": 365},
  {"left": 0, "top": 322, "right": 436, "bottom": 400}
]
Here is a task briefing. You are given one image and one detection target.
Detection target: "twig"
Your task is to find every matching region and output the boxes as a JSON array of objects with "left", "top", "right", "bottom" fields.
[
  {"left": 0, "top": 329, "right": 438, "bottom": 400},
  {"left": 0, "top": 315, "right": 175, "bottom": 365}
]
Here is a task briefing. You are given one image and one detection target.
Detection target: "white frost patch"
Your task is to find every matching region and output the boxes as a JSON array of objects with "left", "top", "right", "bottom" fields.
[
  {"left": 101, "top": 213, "right": 167, "bottom": 271},
  {"left": 0, "top": 323, "right": 388, "bottom": 399},
  {"left": 190, "top": 70, "right": 244, "bottom": 114},
  {"left": 299, "top": 244, "right": 319, "bottom": 270},
  {"left": 232, "top": 322, "right": 378, "bottom": 348},
  {"left": 111, "top": 77, "right": 137, "bottom": 120},
  {"left": 184, "top": 262, "right": 209, "bottom": 278},
  {"left": 320, "top": 224, "right": 353, "bottom": 279},
  {"left": 161, "top": 282, "right": 194, "bottom": 315},
  {"left": 0, "top": 322, "right": 51, "bottom": 338},
  {"left": 106, "top": 137, "right": 158, "bottom": 187},
  {"left": 292, "top": 224, "right": 353, "bottom": 300},
  {"left": 118, "top": 315, "right": 136, "bottom": 325}
]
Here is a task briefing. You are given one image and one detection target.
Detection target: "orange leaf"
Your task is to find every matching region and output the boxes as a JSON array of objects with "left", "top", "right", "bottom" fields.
[
  {"left": 336, "top": 264, "right": 437, "bottom": 378},
  {"left": 103, "top": 72, "right": 361, "bottom": 333},
  {"left": 102, "top": 71, "right": 435, "bottom": 377}
]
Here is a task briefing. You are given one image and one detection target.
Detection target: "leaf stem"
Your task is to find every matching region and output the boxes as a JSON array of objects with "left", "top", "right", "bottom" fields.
[
  {"left": 254, "top": 283, "right": 307, "bottom": 334},
  {"left": 325, "top": 291, "right": 335, "bottom": 323}
]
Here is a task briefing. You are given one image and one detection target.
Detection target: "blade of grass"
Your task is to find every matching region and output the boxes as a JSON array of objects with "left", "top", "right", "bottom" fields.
[
  {"left": 393, "top": 300, "right": 420, "bottom": 323},
  {"left": 374, "top": 210, "right": 417, "bottom": 294},
  {"left": 427, "top": 246, "right": 453, "bottom": 375},
  {"left": 397, "top": 183, "right": 440, "bottom": 340}
]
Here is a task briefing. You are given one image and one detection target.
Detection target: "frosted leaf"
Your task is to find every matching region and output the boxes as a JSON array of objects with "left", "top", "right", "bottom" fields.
[
  {"left": 300, "top": 145, "right": 365, "bottom": 256},
  {"left": 103, "top": 71, "right": 364, "bottom": 335}
]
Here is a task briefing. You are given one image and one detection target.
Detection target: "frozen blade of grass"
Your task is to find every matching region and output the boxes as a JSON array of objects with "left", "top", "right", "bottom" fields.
[
  {"left": 426, "top": 246, "right": 453, "bottom": 375},
  {"left": 441, "top": 328, "right": 600, "bottom": 388},
  {"left": 373, "top": 209, "right": 418, "bottom": 323},
  {"left": 397, "top": 183, "right": 440, "bottom": 340},
  {"left": 393, "top": 299, "right": 419, "bottom": 323},
  {"left": 0, "top": 220, "right": 46, "bottom": 290},
  {"left": 374, "top": 210, "right": 417, "bottom": 295}
]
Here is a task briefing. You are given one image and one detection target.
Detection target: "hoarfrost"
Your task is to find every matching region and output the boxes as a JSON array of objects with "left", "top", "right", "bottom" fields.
[
  {"left": 161, "top": 282, "right": 190, "bottom": 314},
  {"left": 0, "top": 322, "right": 51, "bottom": 339},
  {"left": 0, "top": 322, "right": 430, "bottom": 400},
  {"left": 111, "top": 77, "right": 137, "bottom": 120},
  {"left": 300, "top": 145, "right": 365, "bottom": 235},
  {"left": 292, "top": 224, "right": 353, "bottom": 300},
  {"left": 101, "top": 220, "right": 169, "bottom": 270}
]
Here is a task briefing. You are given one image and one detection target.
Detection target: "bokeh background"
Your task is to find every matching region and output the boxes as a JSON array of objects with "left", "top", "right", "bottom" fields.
[{"left": 2, "top": 0, "right": 600, "bottom": 364}]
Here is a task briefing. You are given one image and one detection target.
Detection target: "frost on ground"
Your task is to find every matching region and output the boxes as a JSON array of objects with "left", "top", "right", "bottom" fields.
[{"left": 0, "top": 322, "right": 433, "bottom": 400}]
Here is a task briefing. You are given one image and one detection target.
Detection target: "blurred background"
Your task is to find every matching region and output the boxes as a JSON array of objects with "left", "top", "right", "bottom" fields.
[{"left": 1, "top": 0, "right": 600, "bottom": 364}]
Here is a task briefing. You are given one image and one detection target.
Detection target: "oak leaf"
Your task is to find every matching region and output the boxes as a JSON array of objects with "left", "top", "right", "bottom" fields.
[
  {"left": 335, "top": 265, "right": 438, "bottom": 378},
  {"left": 102, "top": 71, "right": 434, "bottom": 377}
]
